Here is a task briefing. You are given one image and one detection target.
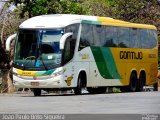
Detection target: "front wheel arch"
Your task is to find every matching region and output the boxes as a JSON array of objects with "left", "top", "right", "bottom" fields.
[{"left": 74, "top": 71, "right": 87, "bottom": 95}]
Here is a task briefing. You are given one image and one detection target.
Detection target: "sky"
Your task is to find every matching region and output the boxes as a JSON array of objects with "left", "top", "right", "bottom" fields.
[
  {"left": 0, "top": 1, "right": 15, "bottom": 20},
  {"left": 0, "top": 1, "right": 5, "bottom": 10},
  {"left": 0, "top": 0, "right": 16, "bottom": 14}
]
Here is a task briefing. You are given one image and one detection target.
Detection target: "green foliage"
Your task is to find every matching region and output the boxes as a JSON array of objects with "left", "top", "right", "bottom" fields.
[
  {"left": 112, "top": 87, "right": 121, "bottom": 93},
  {"left": 0, "top": 85, "right": 2, "bottom": 92},
  {"left": 112, "top": 0, "right": 146, "bottom": 21},
  {"left": 10, "top": 0, "right": 87, "bottom": 17},
  {"left": 112, "top": 0, "right": 160, "bottom": 36},
  {"left": 81, "top": 0, "right": 115, "bottom": 17}
]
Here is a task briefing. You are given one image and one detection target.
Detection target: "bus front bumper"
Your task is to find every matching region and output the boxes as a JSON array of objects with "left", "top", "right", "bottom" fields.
[{"left": 13, "top": 75, "right": 64, "bottom": 88}]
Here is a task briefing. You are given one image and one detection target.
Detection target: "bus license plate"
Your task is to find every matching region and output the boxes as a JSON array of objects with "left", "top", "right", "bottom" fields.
[{"left": 31, "top": 82, "right": 39, "bottom": 86}]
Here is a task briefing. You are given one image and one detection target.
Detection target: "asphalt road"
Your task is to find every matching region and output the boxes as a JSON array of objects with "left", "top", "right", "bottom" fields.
[{"left": 0, "top": 91, "right": 160, "bottom": 114}]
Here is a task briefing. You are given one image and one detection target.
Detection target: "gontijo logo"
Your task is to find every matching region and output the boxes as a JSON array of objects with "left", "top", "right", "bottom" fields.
[{"left": 120, "top": 51, "right": 143, "bottom": 60}]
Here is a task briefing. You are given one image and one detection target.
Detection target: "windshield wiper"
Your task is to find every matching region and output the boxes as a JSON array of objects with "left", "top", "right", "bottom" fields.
[
  {"left": 36, "top": 30, "right": 48, "bottom": 71},
  {"left": 40, "top": 56, "right": 48, "bottom": 71},
  {"left": 34, "top": 49, "right": 48, "bottom": 71},
  {"left": 22, "top": 56, "right": 36, "bottom": 70}
]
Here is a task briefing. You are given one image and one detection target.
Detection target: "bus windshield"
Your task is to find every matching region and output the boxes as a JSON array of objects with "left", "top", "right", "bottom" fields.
[{"left": 14, "top": 29, "right": 64, "bottom": 70}]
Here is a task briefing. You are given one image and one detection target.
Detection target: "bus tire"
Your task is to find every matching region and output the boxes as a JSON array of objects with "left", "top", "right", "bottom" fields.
[
  {"left": 33, "top": 88, "right": 41, "bottom": 96},
  {"left": 153, "top": 82, "right": 158, "bottom": 91},
  {"left": 129, "top": 72, "right": 138, "bottom": 92},
  {"left": 137, "top": 72, "right": 145, "bottom": 92},
  {"left": 74, "top": 74, "right": 83, "bottom": 95}
]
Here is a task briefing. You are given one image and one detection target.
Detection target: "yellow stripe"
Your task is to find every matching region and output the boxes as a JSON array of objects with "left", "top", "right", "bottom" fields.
[
  {"left": 97, "top": 17, "right": 156, "bottom": 30},
  {"left": 16, "top": 69, "right": 36, "bottom": 76}
]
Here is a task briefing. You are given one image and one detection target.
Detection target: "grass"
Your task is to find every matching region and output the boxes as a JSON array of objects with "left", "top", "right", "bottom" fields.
[{"left": 112, "top": 87, "right": 121, "bottom": 93}]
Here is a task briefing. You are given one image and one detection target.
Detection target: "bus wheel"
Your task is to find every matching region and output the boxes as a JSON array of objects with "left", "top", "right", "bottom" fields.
[
  {"left": 74, "top": 74, "right": 83, "bottom": 95},
  {"left": 137, "top": 73, "right": 145, "bottom": 92},
  {"left": 129, "top": 72, "right": 138, "bottom": 92},
  {"left": 33, "top": 89, "right": 41, "bottom": 96},
  {"left": 153, "top": 82, "right": 158, "bottom": 91}
]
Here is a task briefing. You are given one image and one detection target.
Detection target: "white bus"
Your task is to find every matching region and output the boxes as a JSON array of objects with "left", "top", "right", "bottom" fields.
[{"left": 8, "top": 14, "right": 158, "bottom": 96}]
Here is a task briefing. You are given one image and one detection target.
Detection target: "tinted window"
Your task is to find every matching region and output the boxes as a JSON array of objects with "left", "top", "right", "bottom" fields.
[
  {"left": 139, "top": 29, "right": 157, "bottom": 48},
  {"left": 104, "top": 26, "right": 118, "bottom": 47},
  {"left": 100, "top": 26, "right": 106, "bottom": 46},
  {"left": 79, "top": 24, "right": 157, "bottom": 49},
  {"left": 62, "top": 36, "right": 76, "bottom": 65},
  {"left": 140, "top": 29, "right": 148, "bottom": 48},
  {"left": 65, "top": 24, "right": 79, "bottom": 41},
  {"left": 93, "top": 25, "right": 101, "bottom": 46},
  {"left": 117, "top": 27, "right": 130, "bottom": 48},
  {"left": 79, "top": 24, "right": 93, "bottom": 50},
  {"left": 62, "top": 24, "right": 80, "bottom": 64},
  {"left": 147, "top": 30, "right": 157, "bottom": 48},
  {"left": 62, "top": 37, "right": 72, "bottom": 64},
  {"left": 130, "top": 28, "right": 140, "bottom": 48}
]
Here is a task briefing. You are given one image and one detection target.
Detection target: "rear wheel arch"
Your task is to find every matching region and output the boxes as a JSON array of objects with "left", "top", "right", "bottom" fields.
[
  {"left": 139, "top": 70, "right": 146, "bottom": 85},
  {"left": 131, "top": 70, "right": 138, "bottom": 78},
  {"left": 136, "top": 70, "right": 146, "bottom": 92},
  {"left": 120, "top": 70, "right": 138, "bottom": 92}
]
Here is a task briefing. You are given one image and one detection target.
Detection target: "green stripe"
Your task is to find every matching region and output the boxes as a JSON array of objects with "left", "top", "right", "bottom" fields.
[
  {"left": 81, "top": 20, "right": 101, "bottom": 25},
  {"left": 91, "top": 46, "right": 121, "bottom": 79},
  {"left": 36, "top": 69, "right": 56, "bottom": 76}
]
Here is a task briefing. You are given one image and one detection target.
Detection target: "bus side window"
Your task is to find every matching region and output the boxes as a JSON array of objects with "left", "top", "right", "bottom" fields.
[
  {"left": 148, "top": 30, "right": 157, "bottom": 48},
  {"left": 62, "top": 37, "right": 75, "bottom": 65},
  {"left": 93, "top": 25, "right": 101, "bottom": 46},
  {"left": 117, "top": 27, "right": 130, "bottom": 48},
  {"left": 104, "top": 26, "right": 118, "bottom": 47},
  {"left": 140, "top": 29, "right": 156, "bottom": 49},
  {"left": 130, "top": 28, "right": 140, "bottom": 48},
  {"left": 65, "top": 24, "right": 79, "bottom": 41},
  {"left": 79, "top": 24, "right": 93, "bottom": 51}
]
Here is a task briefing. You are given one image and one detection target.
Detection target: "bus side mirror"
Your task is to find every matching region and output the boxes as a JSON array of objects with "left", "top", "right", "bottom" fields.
[
  {"left": 60, "top": 32, "right": 73, "bottom": 50},
  {"left": 6, "top": 33, "right": 17, "bottom": 51}
]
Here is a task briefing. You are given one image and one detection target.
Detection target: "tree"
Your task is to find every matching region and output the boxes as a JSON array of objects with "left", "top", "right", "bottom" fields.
[
  {"left": 81, "top": 0, "right": 115, "bottom": 17},
  {"left": 0, "top": 3, "right": 27, "bottom": 93},
  {"left": 113, "top": 0, "right": 160, "bottom": 35},
  {"left": 10, "top": 0, "right": 87, "bottom": 18}
]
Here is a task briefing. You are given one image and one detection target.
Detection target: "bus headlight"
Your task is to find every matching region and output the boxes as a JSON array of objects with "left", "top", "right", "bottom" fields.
[{"left": 52, "top": 69, "right": 65, "bottom": 77}]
